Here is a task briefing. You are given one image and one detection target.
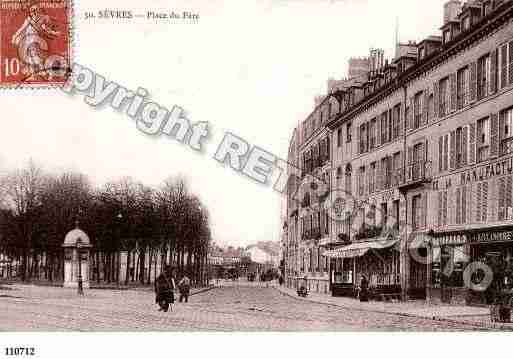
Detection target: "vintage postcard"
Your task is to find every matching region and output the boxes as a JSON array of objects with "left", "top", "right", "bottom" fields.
[{"left": 1, "top": 0, "right": 513, "bottom": 357}]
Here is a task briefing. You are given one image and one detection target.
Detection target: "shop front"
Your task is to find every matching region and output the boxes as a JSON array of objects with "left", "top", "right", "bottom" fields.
[
  {"left": 466, "top": 229, "right": 513, "bottom": 306},
  {"left": 428, "top": 228, "right": 513, "bottom": 306},
  {"left": 427, "top": 233, "right": 469, "bottom": 305},
  {"left": 324, "top": 237, "right": 400, "bottom": 299}
]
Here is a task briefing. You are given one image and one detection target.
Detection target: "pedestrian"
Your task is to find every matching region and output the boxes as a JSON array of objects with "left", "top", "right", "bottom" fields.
[
  {"left": 178, "top": 272, "right": 191, "bottom": 303},
  {"left": 359, "top": 274, "right": 369, "bottom": 302},
  {"left": 155, "top": 265, "right": 175, "bottom": 312}
]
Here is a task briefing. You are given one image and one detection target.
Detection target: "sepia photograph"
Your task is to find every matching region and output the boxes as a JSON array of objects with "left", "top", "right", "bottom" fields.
[{"left": 1, "top": 0, "right": 513, "bottom": 357}]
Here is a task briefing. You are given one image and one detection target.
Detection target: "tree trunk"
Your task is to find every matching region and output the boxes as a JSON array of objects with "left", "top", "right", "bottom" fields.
[
  {"left": 139, "top": 247, "right": 146, "bottom": 284},
  {"left": 125, "top": 250, "right": 131, "bottom": 285}
]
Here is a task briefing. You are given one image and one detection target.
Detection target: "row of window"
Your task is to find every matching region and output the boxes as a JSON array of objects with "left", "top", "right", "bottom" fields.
[
  {"left": 301, "top": 137, "right": 330, "bottom": 176},
  {"left": 357, "top": 103, "right": 402, "bottom": 154},
  {"left": 438, "top": 107, "right": 513, "bottom": 174},
  {"left": 300, "top": 211, "right": 330, "bottom": 240},
  {"left": 437, "top": 176, "right": 513, "bottom": 227},
  {"left": 300, "top": 247, "right": 329, "bottom": 274}
]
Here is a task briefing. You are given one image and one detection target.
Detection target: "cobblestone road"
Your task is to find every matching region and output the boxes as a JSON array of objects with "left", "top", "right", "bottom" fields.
[{"left": 0, "top": 284, "right": 490, "bottom": 331}]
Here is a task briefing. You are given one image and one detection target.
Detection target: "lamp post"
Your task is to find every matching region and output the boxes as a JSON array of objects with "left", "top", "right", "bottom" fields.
[{"left": 77, "top": 238, "right": 84, "bottom": 295}]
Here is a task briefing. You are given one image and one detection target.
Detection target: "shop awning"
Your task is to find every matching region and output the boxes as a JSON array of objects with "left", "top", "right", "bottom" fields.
[{"left": 323, "top": 239, "right": 399, "bottom": 259}]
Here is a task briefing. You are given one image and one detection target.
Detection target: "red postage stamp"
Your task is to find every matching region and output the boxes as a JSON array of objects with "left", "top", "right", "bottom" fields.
[{"left": 0, "top": 0, "right": 72, "bottom": 87}]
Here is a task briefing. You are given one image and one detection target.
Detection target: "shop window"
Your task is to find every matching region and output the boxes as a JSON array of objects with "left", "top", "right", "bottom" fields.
[
  {"left": 477, "top": 117, "right": 490, "bottom": 162},
  {"left": 500, "top": 107, "right": 513, "bottom": 156}
]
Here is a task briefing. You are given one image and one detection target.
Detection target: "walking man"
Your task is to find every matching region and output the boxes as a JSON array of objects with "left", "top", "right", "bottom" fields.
[
  {"left": 155, "top": 265, "right": 176, "bottom": 312},
  {"left": 178, "top": 272, "right": 191, "bottom": 303}
]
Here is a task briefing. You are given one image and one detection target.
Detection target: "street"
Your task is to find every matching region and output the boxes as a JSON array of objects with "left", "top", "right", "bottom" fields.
[{"left": 0, "top": 283, "right": 490, "bottom": 331}]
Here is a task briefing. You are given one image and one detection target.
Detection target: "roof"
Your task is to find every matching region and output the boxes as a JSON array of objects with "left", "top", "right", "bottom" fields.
[
  {"left": 323, "top": 238, "right": 399, "bottom": 259},
  {"left": 63, "top": 228, "right": 91, "bottom": 247}
]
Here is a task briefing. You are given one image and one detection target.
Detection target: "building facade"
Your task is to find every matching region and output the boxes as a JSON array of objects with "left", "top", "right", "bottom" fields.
[{"left": 284, "top": 0, "right": 513, "bottom": 305}]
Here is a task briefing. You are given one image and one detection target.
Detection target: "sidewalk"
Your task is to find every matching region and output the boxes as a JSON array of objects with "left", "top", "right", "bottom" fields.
[{"left": 275, "top": 285, "right": 513, "bottom": 330}]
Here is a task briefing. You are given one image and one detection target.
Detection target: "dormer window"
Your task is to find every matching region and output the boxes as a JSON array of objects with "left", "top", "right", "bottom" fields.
[
  {"left": 483, "top": 1, "right": 492, "bottom": 17},
  {"left": 462, "top": 16, "right": 471, "bottom": 31},
  {"left": 419, "top": 47, "right": 426, "bottom": 60},
  {"left": 443, "top": 29, "right": 451, "bottom": 44}
]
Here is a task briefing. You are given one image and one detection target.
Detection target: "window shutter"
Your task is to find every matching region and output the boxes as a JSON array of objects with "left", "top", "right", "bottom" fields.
[
  {"left": 408, "top": 98, "right": 414, "bottom": 131},
  {"left": 499, "top": 177, "right": 505, "bottom": 220},
  {"left": 462, "top": 185, "right": 467, "bottom": 224},
  {"left": 407, "top": 146, "right": 413, "bottom": 182},
  {"left": 423, "top": 90, "right": 429, "bottom": 125},
  {"left": 443, "top": 134, "right": 449, "bottom": 170},
  {"left": 483, "top": 181, "right": 489, "bottom": 222},
  {"left": 421, "top": 193, "right": 428, "bottom": 229},
  {"left": 469, "top": 61, "right": 478, "bottom": 103},
  {"left": 450, "top": 130, "right": 456, "bottom": 170},
  {"left": 437, "top": 191, "right": 442, "bottom": 227},
  {"left": 357, "top": 124, "right": 361, "bottom": 154},
  {"left": 438, "top": 136, "right": 443, "bottom": 172},
  {"left": 443, "top": 191, "right": 448, "bottom": 226},
  {"left": 491, "top": 48, "right": 498, "bottom": 95},
  {"left": 469, "top": 122, "right": 476, "bottom": 164},
  {"left": 501, "top": 44, "right": 508, "bottom": 89},
  {"left": 399, "top": 102, "right": 405, "bottom": 135},
  {"left": 462, "top": 126, "right": 468, "bottom": 166},
  {"left": 509, "top": 41, "right": 513, "bottom": 85},
  {"left": 456, "top": 187, "right": 461, "bottom": 224},
  {"left": 450, "top": 73, "right": 457, "bottom": 112},
  {"left": 366, "top": 166, "right": 372, "bottom": 194},
  {"left": 433, "top": 82, "right": 439, "bottom": 120},
  {"left": 476, "top": 182, "right": 482, "bottom": 222},
  {"left": 490, "top": 112, "right": 499, "bottom": 158},
  {"left": 376, "top": 116, "right": 381, "bottom": 147}
]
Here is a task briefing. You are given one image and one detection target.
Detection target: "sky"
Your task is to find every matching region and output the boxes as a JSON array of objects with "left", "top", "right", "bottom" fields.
[{"left": 0, "top": 0, "right": 449, "bottom": 248}]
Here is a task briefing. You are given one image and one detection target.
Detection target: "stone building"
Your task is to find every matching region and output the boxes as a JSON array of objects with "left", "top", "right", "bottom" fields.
[{"left": 284, "top": 0, "right": 513, "bottom": 305}]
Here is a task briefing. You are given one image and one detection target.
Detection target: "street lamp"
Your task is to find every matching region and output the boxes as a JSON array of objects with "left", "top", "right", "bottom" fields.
[{"left": 77, "top": 238, "right": 84, "bottom": 295}]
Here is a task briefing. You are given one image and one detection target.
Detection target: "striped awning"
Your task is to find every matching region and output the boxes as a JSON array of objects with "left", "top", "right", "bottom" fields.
[{"left": 323, "top": 239, "right": 399, "bottom": 259}]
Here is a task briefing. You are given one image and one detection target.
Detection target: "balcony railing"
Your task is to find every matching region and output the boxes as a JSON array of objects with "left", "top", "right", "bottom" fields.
[{"left": 399, "top": 161, "right": 432, "bottom": 189}]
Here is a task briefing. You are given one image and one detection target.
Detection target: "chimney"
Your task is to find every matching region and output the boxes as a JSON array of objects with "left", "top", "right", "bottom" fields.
[{"left": 444, "top": 0, "right": 462, "bottom": 24}]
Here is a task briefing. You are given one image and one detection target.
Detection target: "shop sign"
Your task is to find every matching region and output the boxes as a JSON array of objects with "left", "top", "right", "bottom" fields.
[
  {"left": 468, "top": 231, "right": 513, "bottom": 244},
  {"left": 431, "top": 234, "right": 467, "bottom": 247},
  {"left": 460, "top": 157, "right": 513, "bottom": 185}
]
